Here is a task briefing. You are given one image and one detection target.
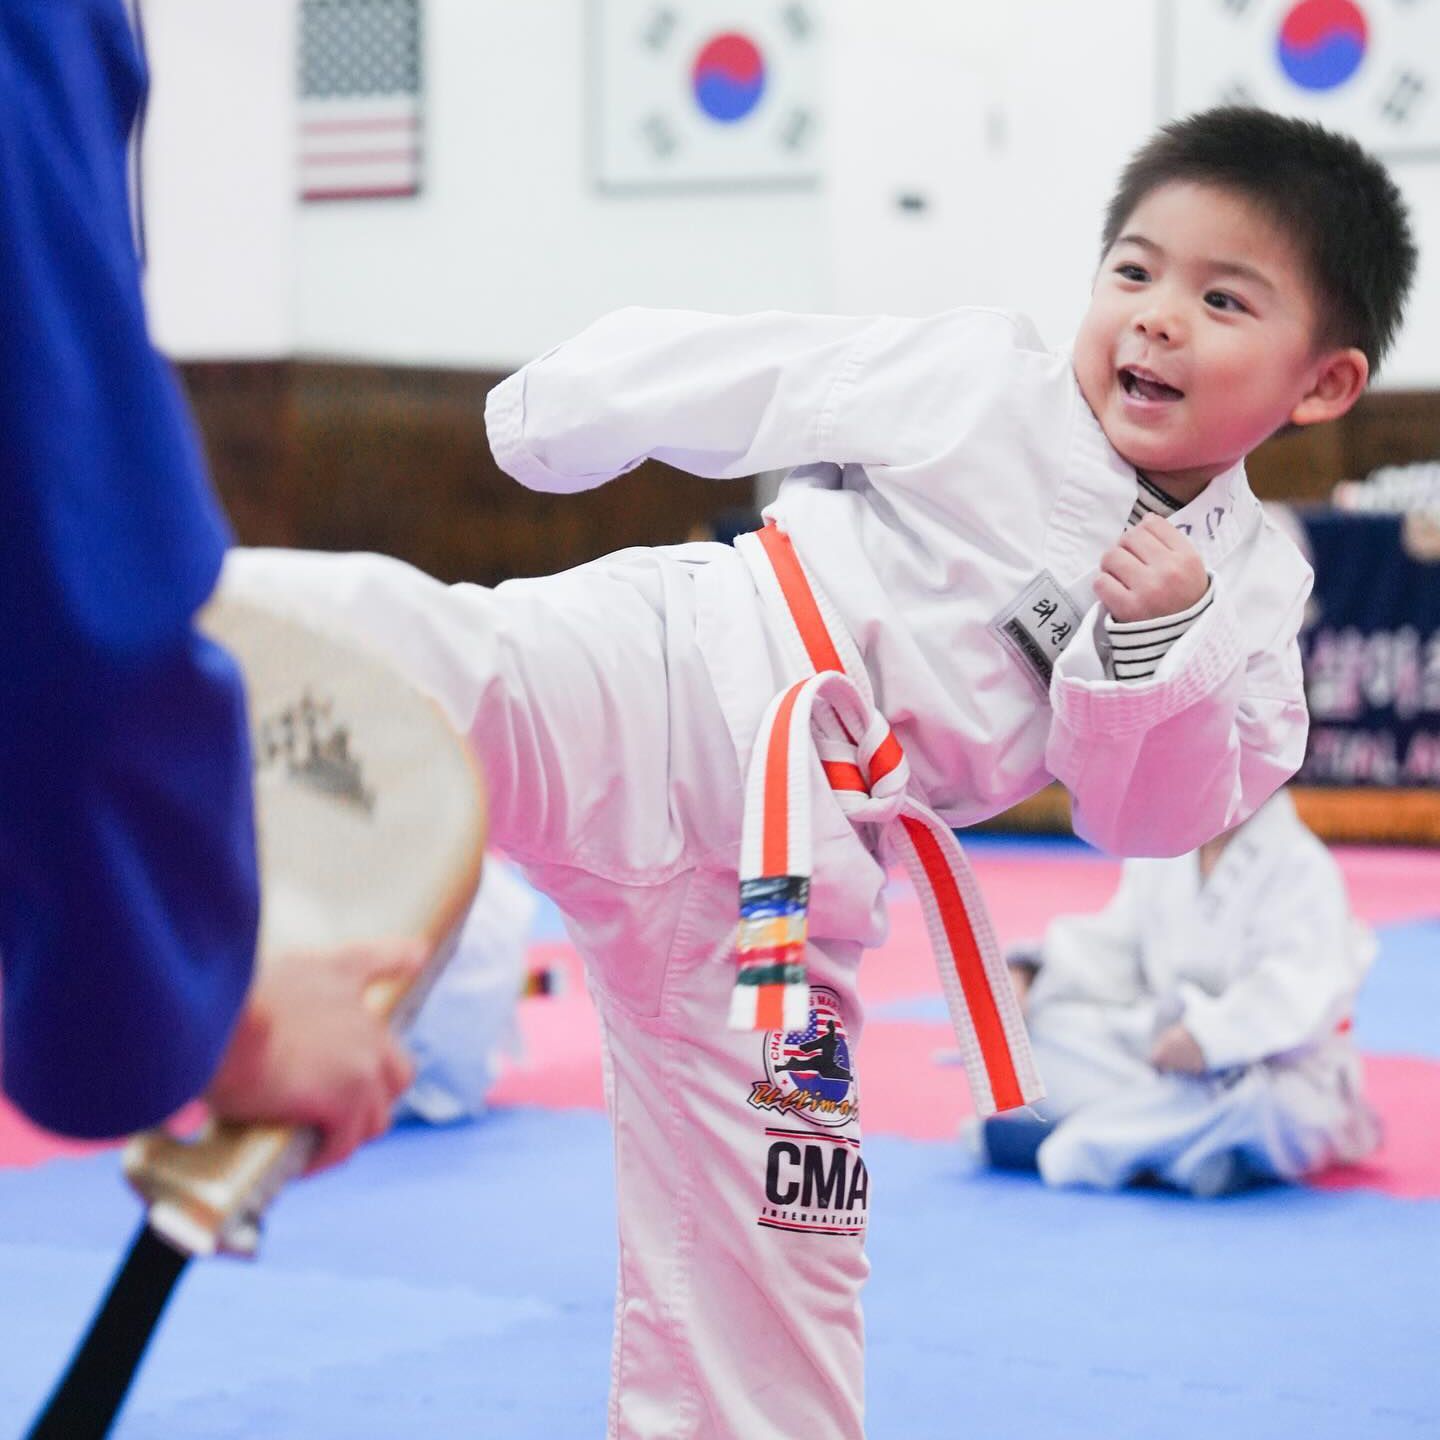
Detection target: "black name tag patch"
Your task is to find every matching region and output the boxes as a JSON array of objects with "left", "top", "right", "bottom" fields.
[{"left": 990, "top": 571, "right": 1085, "bottom": 695}]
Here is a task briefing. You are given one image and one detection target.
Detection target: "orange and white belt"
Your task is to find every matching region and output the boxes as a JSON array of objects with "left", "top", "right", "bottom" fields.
[{"left": 729, "top": 521, "right": 1043, "bottom": 1117}]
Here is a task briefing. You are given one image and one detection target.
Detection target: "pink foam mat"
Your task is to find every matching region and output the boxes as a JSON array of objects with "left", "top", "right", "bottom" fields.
[
  {"left": 1332, "top": 845, "right": 1440, "bottom": 927},
  {"left": 0, "top": 1111, "right": 108, "bottom": 1171},
  {"left": 5, "top": 846, "right": 1437, "bottom": 1196},
  {"left": 491, "top": 847, "right": 1440, "bottom": 1198}
]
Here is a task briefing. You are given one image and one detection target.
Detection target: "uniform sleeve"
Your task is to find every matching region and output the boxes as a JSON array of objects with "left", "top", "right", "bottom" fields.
[
  {"left": 484, "top": 306, "right": 981, "bottom": 492},
  {"left": 0, "top": 1, "right": 259, "bottom": 1136},
  {"left": 1044, "top": 571, "right": 1310, "bottom": 858},
  {"left": 1025, "top": 867, "right": 1147, "bottom": 1011},
  {"left": 0, "top": 0, "right": 231, "bottom": 678},
  {"left": 2, "top": 635, "right": 260, "bottom": 1138},
  {"left": 1178, "top": 855, "right": 1371, "bottom": 1069}
]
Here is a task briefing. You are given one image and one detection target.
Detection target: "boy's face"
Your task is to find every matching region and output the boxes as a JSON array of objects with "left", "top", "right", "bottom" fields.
[{"left": 1073, "top": 181, "right": 1352, "bottom": 501}]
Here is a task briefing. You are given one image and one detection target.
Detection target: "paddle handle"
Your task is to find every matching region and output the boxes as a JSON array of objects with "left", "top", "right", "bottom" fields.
[{"left": 123, "top": 948, "right": 452, "bottom": 1258}]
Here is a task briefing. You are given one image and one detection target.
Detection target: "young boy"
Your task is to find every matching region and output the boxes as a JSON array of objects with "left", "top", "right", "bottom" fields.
[
  {"left": 226, "top": 109, "right": 1414, "bottom": 1438},
  {"left": 982, "top": 788, "right": 1380, "bottom": 1197}
]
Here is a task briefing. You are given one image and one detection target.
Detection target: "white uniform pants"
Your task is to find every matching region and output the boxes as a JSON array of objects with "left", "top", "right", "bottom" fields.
[
  {"left": 1026, "top": 999, "right": 1378, "bottom": 1192},
  {"left": 225, "top": 545, "right": 872, "bottom": 1439}
]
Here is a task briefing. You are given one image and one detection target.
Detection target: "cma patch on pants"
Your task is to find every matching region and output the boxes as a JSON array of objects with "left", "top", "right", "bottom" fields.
[
  {"left": 751, "top": 986, "right": 869, "bottom": 1237},
  {"left": 598, "top": 937, "right": 871, "bottom": 1440}
]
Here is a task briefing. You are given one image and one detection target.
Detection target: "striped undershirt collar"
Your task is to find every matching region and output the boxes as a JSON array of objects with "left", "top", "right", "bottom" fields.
[
  {"left": 1107, "top": 473, "right": 1211, "bottom": 682},
  {"left": 1127, "top": 474, "right": 1183, "bottom": 527}
]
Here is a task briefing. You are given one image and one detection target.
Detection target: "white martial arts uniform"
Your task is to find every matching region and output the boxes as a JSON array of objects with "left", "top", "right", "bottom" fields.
[
  {"left": 397, "top": 857, "right": 537, "bottom": 1125},
  {"left": 225, "top": 305, "right": 1312, "bottom": 1439},
  {"left": 1020, "top": 790, "right": 1379, "bottom": 1194}
]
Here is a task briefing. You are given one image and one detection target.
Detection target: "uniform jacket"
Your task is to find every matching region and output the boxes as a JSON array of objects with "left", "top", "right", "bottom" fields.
[
  {"left": 486, "top": 305, "right": 1312, "bottom": 857},
  {"left": 1027, "top": 790, "right": 1373, "bottom": 1070}
]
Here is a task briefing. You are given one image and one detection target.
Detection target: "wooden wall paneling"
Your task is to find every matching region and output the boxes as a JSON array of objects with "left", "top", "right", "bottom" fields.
[
  {"left": 288, "top": 363, "right": 755, "bottom": 584},
  {"left": 179, "top": 361, "right": 300, "bottom": 548},
  {"left": 182, "top": 366, "right": 1440, "bottom": 566},
  {"left": 176, "top": 361, "right": 1439, "bottom": 843},
  {"left": 1247, "top": 390, "right": 1440, "bottom": 502},
  {"left": 1246, "top": 420, "right": 1345, "bottom": 502},
  {"left": 1340, "top": 391, "right": 1440, "bottom": 481}
]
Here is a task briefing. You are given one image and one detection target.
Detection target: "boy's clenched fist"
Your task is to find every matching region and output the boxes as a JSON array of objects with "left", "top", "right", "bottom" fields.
[{"left": 1095, "top": 515, "right": 1208, "bottom": 623}]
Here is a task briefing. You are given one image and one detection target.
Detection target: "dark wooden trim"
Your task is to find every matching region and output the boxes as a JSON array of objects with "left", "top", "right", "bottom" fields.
[
  {"left": 1246, "top": 390, "right": 1440, "bottom": 503},
  {"left": 178, "top": 359, "right": 756, "bottom": 585},
  {"left": 174, "top": 360, "right": 1440, "bottom": 843},
  {"left": 177, "top": 364, "right": 1440, "bottom": 558}
]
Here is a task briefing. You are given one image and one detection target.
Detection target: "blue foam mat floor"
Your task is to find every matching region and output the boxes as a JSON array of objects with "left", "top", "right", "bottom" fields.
[{"left": 2, "top": 1107, "right": 1436, "bottom": 1440}]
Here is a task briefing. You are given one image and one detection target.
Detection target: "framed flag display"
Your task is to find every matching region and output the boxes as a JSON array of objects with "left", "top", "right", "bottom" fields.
[
  {"left": 1160, "top": 0, "right": 1439, "bottom": 159},
  {"left": 590, "top": 0, "right": 822, "bottom": 192},
  {"left": 1163, "top": 0, "right": 1440, "bottom": 160},
  {"left": 299, "top": 0, "right": 425, "bottom": 201}
]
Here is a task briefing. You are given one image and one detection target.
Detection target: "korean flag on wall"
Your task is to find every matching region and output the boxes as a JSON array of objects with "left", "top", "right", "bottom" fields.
[
  {"left": 592, "top": 1, "right": 822, "bottom": 191},
  {"left": 1162, "top": 0, "right": 1439, "bottom": 158}
]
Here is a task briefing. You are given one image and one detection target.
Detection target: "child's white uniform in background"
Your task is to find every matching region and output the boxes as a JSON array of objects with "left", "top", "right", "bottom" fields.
[
  {"left": 397, "top": 857, "right": 537, "bottom": 1124},
  {"left": 1022, "top": 789, "right": 1380, "bottom": 1193},
  {"left": 226, "top": 306, "right": 1313, "bottom": 1439}
]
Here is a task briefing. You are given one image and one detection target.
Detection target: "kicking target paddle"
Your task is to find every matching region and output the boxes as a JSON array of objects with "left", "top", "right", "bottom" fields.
[{"left": 25, "top": 589, "right": 488, "bottom": 1440}]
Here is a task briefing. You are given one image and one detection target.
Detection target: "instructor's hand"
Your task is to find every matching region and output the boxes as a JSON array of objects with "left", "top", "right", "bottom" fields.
[
  {"left": 206, "top": 938, "right": 424, "bottom": 1173},
  {"left": 1095, "top": 515, "right": 1208, "bottom": 623}
]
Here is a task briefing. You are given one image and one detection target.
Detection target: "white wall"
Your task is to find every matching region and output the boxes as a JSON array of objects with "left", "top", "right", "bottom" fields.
[
  {"left": 142, "top": 0, "right": 297, "bottom": 360},
  {"left": 1384, "top": 177, "right": 1440, "bottom": 389},
  {"left": 138, "top": 0, "right": 1438, "bottom": 385},
  {"left": 829, "top": 0, "right": 1159, "bottom": 350},
  {"left": 829, "top": 0, "right": 1439, "bottom": 388},
  {"left": 295, "top": 0, "right": 829, "bottom": 368}
]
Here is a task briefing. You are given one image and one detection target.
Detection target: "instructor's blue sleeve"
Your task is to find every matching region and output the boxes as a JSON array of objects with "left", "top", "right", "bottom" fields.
[{"left": 0, "top": 0, "right": 260, "bottom": 1136}]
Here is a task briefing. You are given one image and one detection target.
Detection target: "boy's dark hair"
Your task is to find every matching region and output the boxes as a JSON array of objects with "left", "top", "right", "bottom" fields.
[{"left": 1101, "top": 107, "right": 1417, "bottom": 370}]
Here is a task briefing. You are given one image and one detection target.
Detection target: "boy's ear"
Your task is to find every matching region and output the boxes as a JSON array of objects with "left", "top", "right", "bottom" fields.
[{"left": 1289, "top": 347, "right": 1369, "bottom": 428}]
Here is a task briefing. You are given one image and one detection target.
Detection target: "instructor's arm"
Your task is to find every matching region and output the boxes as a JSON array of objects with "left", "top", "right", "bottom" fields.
[{"left": 0, "top": 0, "right": 258, "bottom": 1137}]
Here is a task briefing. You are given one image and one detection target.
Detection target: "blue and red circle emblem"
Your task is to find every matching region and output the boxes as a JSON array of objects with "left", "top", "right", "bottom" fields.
[
  {"left": 691, "top": 32, "right": 767, "bottom": 123},
  {"left": 1276, "top": 0, "right": 1369, "bottom": 92}
]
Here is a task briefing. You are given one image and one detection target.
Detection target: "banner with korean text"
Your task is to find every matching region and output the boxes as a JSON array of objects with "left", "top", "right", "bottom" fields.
[{"left": 1298, "top": 508, "right": 1440, "bottom": 787}]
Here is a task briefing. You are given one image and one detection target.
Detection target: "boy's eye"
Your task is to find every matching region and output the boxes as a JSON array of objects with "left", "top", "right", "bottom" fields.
[
  {"left": 1204, "top": 290, "right": 1248, "bottom": 314},
  {"left": 1115, "top": 263, "right": 1149, "bottom": 282}
]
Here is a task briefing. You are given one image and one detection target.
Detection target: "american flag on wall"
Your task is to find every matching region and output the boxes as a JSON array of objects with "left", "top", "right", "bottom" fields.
[{"left": 299, "top": 0, "right": 424, "bottom": 201}]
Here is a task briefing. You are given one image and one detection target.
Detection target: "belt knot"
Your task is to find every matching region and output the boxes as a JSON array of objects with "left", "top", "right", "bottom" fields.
[{"left": 727, "top": 520, "right": 1045, "bottom": 1117}]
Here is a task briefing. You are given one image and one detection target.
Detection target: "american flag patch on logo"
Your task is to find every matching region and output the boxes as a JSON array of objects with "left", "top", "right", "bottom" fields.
[{"left": 299, "top": 0, "right": 424, "bottom": 202}]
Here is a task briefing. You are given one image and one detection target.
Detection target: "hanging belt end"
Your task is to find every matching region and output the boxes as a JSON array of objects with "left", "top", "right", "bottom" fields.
[
  {"left": 733, "top": 876, "right": 812, "bottom": 1032},
  {"left": 727, "top": 975, "right": 810, "bottom": 1034}
]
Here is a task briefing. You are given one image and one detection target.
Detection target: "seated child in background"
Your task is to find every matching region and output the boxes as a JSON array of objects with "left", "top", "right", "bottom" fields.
[
  {"left": 395, "top": 856, "right": 537, "bottom": 1125},
  {"left": 224, "top": 108, "right": 1414, "bottom": 1440},
  {"left": 982, "top": 789, "right": 1380, "bottom": 1197}
]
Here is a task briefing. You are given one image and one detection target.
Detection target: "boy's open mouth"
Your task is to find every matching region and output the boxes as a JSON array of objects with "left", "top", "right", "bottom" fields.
[{"left": 1119, "top": 366, "right": 1184, "bottom": 402}]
